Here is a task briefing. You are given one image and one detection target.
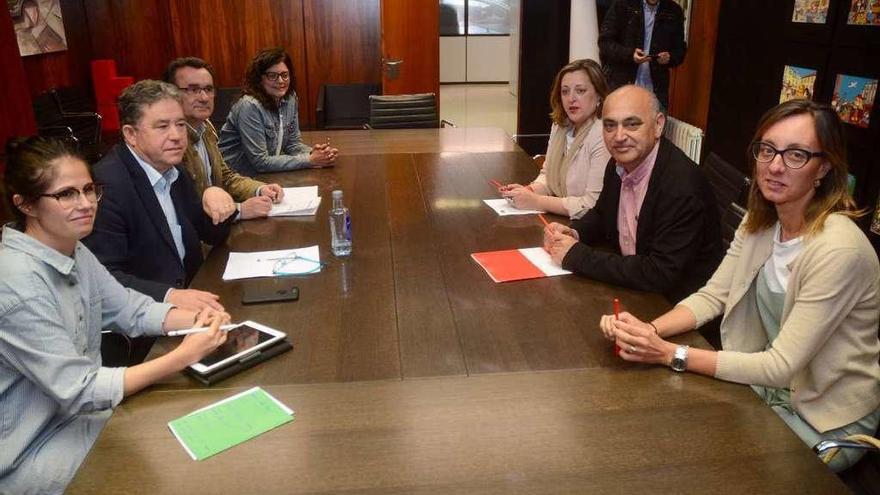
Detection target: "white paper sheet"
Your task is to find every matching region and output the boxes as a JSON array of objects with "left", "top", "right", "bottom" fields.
[
  {"left": 483, "top": 199, "right": 544, "bottom": 216},
  {"left": 518, "top": 247, "right": 572, "bottom": 277},
  {"left": 269, "top": 186, "right": 321, "bottom": 217},
  {"left": 222, "top": 245, "right": 322, "bottom": 280}
]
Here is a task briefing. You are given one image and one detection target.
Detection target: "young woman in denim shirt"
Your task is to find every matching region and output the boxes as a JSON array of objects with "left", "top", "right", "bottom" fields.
[
  {"left": 218, "top": 47, "right": 338, "bottom": 177},
  {"left": 0, "top": 137, "right": 230, "bottom": 494}
]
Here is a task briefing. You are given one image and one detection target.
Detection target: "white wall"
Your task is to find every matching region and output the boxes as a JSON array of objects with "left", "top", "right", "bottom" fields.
[
  {"left": 466, "top": 37, "right": 509, "bottom": 82},
  {"left": 440, "top": 37, "right": 467, "bottom": 83},
  {"left": 508, "top": 0, "right": 521, "bottom": 96},
  {"left": 440, "top": 36, "right": 511, "bottom": 83},
  {"left": 569, "top": 0, "right": 600, "bottom": 62}
]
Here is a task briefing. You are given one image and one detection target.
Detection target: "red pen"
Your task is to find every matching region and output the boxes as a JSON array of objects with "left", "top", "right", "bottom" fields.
[
  {"left": 538, "top": 213, "right": 549, "bottom": 227},
  {"left": 489, "top": 179, "right": 503, "bottom": 190},
  {"left": 613, "top": 298, "right": 621, "bottom": 356}
]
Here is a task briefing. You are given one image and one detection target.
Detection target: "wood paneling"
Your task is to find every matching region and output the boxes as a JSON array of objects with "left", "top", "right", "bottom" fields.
[
  {"left": 380, "top": 0, "right": 439, "bottom": 96},
  {"left": 168, "top": 0, "right": 309, "bottom": 114},
  {"left": 87, "top": 0, "right": 175, "bottom": 81},
  {"left": 667, "top": 0, "right": 721, "bottom": 131},
  {"left": 0, "top": 5, "right": 36, "bottom": 149},
  {"left": 2, "top": 0, "right": 381, "bottom": 130},
  {"left": 20, "top": 0, "right": 92, "bottom": 97},
  {"left": 302, "top": 0, "right": 381, "bottom": 126}
]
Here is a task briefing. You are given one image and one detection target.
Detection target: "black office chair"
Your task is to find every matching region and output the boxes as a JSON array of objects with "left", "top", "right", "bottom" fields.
[
  {"left": 721, "top": 202, "right": 747, "bottom": 249},
  {"left": 703, "top": 152, "right": 751, "bottom": 218},
  {"left": 316, "top": 83, "right": 380, "bottom": 129},
  {"left": 365, "top": 93, "right": 454, "bottom": 129},
  {"left": 32, "top": 87, "right": 103, "bottom": 160},
  {"left": 210, "top": 87, "right": 242, "bottom": 130}
]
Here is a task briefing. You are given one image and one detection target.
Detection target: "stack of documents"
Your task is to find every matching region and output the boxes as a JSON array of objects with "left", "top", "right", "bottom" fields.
[
  {"left": 168, "top": 387, "right": 295, "bottom": 461},
  {"left": 222, "top": 245, "right": 322, "bottom": 280},
  {"left": 483, "top": 199, "right": 544, "bottom": 216},
  {"left": 269, "top": 186, "right": 321, "bottom": 217},
  {"left": 471, "top": 247, "right": 571, "bottom": 283}
]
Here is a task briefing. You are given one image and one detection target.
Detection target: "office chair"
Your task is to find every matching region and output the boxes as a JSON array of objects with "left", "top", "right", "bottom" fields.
[
  {"left": 210, "top": 87, "right": 242, "bottom": 130},
  {"left": 365, "top": 93, "right": 454, "bottom": 129},
  {"left": 721, "top": 202, "right": 747, "bottom": 249},
  {"left": 32, "top": 87, "right": 103, "bottom": 159},
  {"left": 316, "top": 83, "right": 381, "bottom": 129},
  {"left": 703, "top": 152, "right": 751, "bottom": 219}
]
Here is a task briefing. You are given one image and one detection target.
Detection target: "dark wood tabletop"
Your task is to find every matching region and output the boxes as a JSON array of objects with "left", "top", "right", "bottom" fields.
[
  {"left": 68, "top": 370, "right": 846, "bottom": 494},
  {"left": 299, "top": 127, "right": 518, "bottom": 155},
  {"left": 70, "top": 141, "right": 848, "bottom": 493},
  {"left": 148, "top": 151, "right": 679, "bottom": 389}
]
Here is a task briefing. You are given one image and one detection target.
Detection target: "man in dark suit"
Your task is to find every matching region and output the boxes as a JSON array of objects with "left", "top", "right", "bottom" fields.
[
  {"left": 84, "top": 80, "right": 231, "bottom": 360},
  {"left": 545, "top": 85, "right": 722, "bottom": 304},
  {"left": 598, "top": 0, "right": 687, "bottom": 110}
]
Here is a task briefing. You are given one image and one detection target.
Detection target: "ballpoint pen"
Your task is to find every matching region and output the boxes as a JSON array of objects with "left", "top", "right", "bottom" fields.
[{"left": 167, "top": 323, "right": 239, "bottom": 337}]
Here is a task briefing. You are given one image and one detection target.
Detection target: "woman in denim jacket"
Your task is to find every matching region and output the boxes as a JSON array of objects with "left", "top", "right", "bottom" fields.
[{"left": 219, "top": 47, "right": 338, "bottom": 177}]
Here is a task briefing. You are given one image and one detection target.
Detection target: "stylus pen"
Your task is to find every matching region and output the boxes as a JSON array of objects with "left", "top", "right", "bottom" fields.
[{"left": 167, "top": 324, "right": 239, "bottom": 337}]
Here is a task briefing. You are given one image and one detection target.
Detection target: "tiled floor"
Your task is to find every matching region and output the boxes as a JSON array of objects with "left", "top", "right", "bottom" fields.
[{"left": 439, "top": 84, "right": 518, "bottom": 137}]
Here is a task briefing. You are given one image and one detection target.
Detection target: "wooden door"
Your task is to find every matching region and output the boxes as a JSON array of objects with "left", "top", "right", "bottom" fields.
[{"left": 380, "top": 0, "right": 439, "bottom": 96}]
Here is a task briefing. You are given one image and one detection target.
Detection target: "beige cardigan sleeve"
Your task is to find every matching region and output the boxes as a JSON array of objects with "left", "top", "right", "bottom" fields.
[{"left": 560, "top": 121, "right": 610, "bottom": 219}]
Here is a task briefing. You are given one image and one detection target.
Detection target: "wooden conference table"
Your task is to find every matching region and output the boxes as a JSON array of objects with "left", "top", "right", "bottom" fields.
[{"left": 68, "top": 128, "right": 847, "bottom": 494}]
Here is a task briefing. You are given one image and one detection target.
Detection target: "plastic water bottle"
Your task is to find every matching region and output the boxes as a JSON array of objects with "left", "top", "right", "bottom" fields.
[{"left": 329, "top": 190, "right": 352, "bottom": 257}]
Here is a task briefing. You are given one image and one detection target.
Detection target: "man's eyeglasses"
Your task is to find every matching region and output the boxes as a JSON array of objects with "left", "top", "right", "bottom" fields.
[
  {"left": 40, "top": 183, "right": 103, "bottom": 208},
  {"left": 178, "top": 85, "right": 215, "bottom": 96},
  {"left": 263, "top": 71, "right": 290, "bottom": 82},
  {"left": 750, "top": 141, "right": 825, "bottom": 170}
]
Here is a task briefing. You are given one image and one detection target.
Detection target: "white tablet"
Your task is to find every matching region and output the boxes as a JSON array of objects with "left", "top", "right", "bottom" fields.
[{"left": 188, "top": 320, "right": 286, "bottom": 374}]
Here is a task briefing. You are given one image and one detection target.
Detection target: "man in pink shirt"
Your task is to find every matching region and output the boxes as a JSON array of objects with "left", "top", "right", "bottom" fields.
[{"left": 544, "top": 85, "right": 722, "bottom": 304}]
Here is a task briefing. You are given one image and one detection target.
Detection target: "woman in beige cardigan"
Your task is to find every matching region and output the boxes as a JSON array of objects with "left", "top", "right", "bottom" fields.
[
  {"left": 500, "top": 59, "right": 611, "bottom": 219},
  {"left": 601, "top": 99, "right": 880, "bottom": 472}
]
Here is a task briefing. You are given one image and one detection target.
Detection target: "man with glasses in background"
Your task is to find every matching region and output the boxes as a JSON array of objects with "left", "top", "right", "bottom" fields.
[
  {"left": 164, "top": 57, "right": 285, "bottom": 223},
  {"left": 84, "top": 80, "right": 231, "bottom": 364}
]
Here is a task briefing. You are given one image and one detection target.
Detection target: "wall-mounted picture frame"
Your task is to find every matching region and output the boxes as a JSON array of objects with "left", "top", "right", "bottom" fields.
[
  {"left": 792, "top": 0, "right": 831, "bottom": 23},
  {"left": 7, "top": 0, "right": 68, "bottom": 57},
  {"left": 846, "top": 0, "right": 880, "bottom": 26},
  {"left": 780, "top": 65, "right": 819, "bottom": 102},
  {"left": 831, "top": 73, "right": 877, "bottom": 128}
]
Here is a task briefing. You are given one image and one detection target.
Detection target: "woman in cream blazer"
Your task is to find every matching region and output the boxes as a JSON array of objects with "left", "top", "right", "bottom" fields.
[{"left": 600, "top": 99, "right": 880, "bottom": 472}]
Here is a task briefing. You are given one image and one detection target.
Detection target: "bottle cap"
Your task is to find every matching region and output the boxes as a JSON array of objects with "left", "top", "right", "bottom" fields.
[{"left": 332, "top": 189, "right": 342, "bottom": 200}]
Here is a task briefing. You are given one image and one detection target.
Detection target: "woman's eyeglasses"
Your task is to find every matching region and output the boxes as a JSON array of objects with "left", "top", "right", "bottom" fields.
[
  {"left": 263, "top": 71, "right": 291, "bottom": 82},
  {"left": 750, "top": 141, "right": 824, "bottom": 170},
  {"left": 39, "top": 183, "right": 103, "bottom": 208}
]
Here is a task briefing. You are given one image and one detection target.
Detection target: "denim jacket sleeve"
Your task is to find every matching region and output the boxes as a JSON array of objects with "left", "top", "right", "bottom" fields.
[{"left": 237, "top": 96, "right": 311, "bottom": 172}]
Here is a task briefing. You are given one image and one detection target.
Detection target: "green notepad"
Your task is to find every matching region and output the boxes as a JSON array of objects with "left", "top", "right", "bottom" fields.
[{"left": 168, "top": 387, "right": 295, "bottom": 460}]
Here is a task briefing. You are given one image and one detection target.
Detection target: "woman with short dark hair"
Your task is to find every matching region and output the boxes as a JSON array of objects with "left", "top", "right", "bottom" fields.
[
  {"left": 218, "top": 47, "right": 338, "bottom": 176},
  {"left": 601, "top": 99, "right": 880, "bottom": 472}
]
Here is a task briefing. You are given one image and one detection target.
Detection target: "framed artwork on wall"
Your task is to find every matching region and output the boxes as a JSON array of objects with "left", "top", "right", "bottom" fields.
[
  {"left": 792, "top": 0, "right": 831, "bottom": 23},
  {"left": 846, "top": 0, "right": 880, "bottom": 26},
  {"left": 831, "top": 73, "right": 877, "bottom": 128},
  {"left": 7, "top": 0, "right": 68, "bottom": 57},
  {"left": 780, "top": 65, "right": 819, "bottom": 102}
]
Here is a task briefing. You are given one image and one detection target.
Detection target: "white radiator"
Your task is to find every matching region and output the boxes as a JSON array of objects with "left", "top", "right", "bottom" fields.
[{"left": 664, "top": 116, "right": 704, "bottom": 165}]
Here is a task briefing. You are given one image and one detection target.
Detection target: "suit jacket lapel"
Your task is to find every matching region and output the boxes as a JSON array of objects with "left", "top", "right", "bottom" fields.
[{"left": 118, "top": 145, "right": 184, "bottom": 266}]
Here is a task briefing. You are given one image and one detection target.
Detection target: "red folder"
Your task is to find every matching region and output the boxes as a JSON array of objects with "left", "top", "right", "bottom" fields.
[{"left": 471, "top": 249, "right": 546, "bottom": 283}]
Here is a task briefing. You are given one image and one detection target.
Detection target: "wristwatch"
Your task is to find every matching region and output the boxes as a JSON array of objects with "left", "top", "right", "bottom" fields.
[{"left": 670, "top": 345, "right": 689, "bottom": 372}]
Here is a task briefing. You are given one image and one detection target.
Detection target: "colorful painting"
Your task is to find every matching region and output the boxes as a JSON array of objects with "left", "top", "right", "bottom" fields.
[
  {"left": 780, "top": 66, "right": 817, "bottom": 103},
  {"left": 792, "top": 0, "right": 830, "bottom": 23},
  {"left": 872, "top": 195, "right": 880, "bottom": 235},
  {"left": 7, "top": 0, "right": 67, "bottom": 57},
  {"left": 848, "top": 0, "right": 880, "bottom": 25},
  {"left": 831, "top": 74, "right": 877, "bottom": 129}
]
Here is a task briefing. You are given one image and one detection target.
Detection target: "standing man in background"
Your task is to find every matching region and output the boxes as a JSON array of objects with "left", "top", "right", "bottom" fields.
[{"left": 598, "top": 0, "right": 687, "bottom": 110}]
